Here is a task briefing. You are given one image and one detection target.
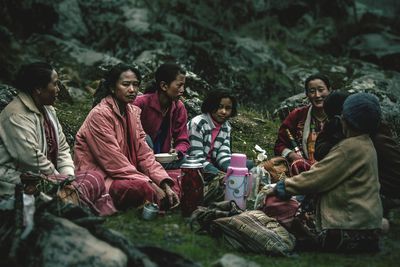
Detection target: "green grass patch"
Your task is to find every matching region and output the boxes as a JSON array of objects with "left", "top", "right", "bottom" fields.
[{"left": 104, "top": 208, "right": 400, "bottom": 267}]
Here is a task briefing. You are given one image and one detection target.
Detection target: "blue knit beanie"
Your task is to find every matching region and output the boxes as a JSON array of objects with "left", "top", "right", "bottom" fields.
[{"left": 342, "top": 93, "right": 381, "bottom": 134}]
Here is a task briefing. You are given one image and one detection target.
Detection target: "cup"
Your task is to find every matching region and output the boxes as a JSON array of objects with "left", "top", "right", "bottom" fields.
[{"left": 142, "top": 203, "right": 159, "bottom": 220}]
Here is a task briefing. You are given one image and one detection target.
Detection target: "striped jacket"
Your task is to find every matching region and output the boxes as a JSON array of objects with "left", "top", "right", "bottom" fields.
[{"left": 187, "top": 113, "right": 231, "bottom": 171}]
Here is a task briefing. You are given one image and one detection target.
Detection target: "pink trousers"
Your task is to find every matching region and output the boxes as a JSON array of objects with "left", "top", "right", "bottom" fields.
[{"left": 74, "top": 169, "right": 182, "bottom": 214}]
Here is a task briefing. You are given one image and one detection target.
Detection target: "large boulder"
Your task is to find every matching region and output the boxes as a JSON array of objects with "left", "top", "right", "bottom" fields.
[
  {"left": 348, "top": 32, "right": 400, "bottom": 72},
  {"left": 35, "top": 215, "right": 128, "bottom": 267}
]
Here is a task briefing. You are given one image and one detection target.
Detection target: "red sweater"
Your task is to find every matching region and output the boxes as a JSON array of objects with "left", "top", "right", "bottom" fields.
[
  {"left": 133, "top": 92, "right": 190, "bottom": 155},
  {"left": 274, "top": 106, "right": 310, "bottom": 158}
]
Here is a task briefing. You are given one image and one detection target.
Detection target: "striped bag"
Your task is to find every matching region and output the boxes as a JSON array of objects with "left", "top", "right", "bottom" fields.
[{"left": 211, "top": 210, "right": 295, "bottom": 255}]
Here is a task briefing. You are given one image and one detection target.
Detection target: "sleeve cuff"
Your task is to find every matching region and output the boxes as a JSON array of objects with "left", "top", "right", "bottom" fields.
[
  {"left": 282, "top": 148, "right": 293, "bottom": 158},
  {"left": 220, "top": 160, "right": 230, "bottom": 172},
  {"left": 274, "top": 180, "right": 292, "bottom": 200},
  {"left": 176, "top": 150, "right": 184, "bottom": 159},
  {"left": 203, "top": 164, "right": 219, "bottom": 175},
  {"left": 58, "top": 166, "right": 74, "bottom": 176},
  {"left": 160, "top": 177, "right": 174, "bottom": 188}
]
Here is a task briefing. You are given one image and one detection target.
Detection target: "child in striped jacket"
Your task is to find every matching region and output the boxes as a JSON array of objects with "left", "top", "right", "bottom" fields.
[{"left": 187, "top": 90, "right": 238, "bottom": 176}]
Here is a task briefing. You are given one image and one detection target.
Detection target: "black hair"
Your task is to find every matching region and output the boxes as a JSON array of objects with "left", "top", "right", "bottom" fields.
[
  {"left": 92, "top": 63, "right": 141, "bottom": 108},
  {"left": 14, "top": 62, "right": 54, "bottom": 94},
  {"left": 201, "top": 89, "right": 238, "bottom": 117},
  {"left": 304, "top": 73, "right": 331, "bottom": 93},
  {"left": 144, "top": 63, "right": 186, "bottom": 94},
  {"left": 323, "top": 90, "right": 350, "bottom": 119}
]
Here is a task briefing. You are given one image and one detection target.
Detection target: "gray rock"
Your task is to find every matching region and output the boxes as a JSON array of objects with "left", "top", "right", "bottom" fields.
[
  {"left": 53, "top": 0, "right": 89, "bottom": 39},
  {"left": 211, "top": 253, "right": 260, "bottom": 267},
  {"left": 0, "top": 84, "right": 17, "bottom": 112},
  {"left": 24, "top": 34, "right": 121, "bottom": 83},
  {"left": 348, "top": 32, "right": 400, "bottom": 71},
  {"left": 37, "top": 215, "right": 127, "bottom": 267},
  {"left": 122, "top": 7, "right": 150, "bottom": 33},
  {"left": 184, "top": 97, "right": 202, "bottom": 121}
]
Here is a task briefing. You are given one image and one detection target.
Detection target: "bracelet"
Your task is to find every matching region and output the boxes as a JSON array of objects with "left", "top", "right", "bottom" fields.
[{"left": 282, "top": 148, "right": 293, "bottom": 158}]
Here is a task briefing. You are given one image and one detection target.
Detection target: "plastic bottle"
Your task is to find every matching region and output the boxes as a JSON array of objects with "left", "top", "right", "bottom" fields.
[{"left": 224, "top": 153, "right": 251, "bottom": 210}]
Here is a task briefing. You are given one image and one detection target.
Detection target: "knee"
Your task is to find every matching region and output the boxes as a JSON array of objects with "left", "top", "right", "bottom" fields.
[{"left": 74, "top": 170, "right": 106, "bottom": 194}]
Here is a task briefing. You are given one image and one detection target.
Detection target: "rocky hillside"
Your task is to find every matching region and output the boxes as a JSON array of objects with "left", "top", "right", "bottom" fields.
[{"left": 1, "top": 0, "right": 400, "bottom": 134}]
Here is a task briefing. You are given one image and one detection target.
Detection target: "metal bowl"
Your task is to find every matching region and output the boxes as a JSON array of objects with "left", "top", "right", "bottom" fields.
[{"left": 154, "top": 153, "right": 178, "bottom": 164}]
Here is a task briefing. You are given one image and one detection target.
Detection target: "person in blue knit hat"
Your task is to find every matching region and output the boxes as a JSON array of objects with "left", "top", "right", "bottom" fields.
[
  {"left": 342, "top": 92, "right": 381, "bottom": 134},
  {"left": 268, "top": 92, "right": 384, "bottom": 252}
]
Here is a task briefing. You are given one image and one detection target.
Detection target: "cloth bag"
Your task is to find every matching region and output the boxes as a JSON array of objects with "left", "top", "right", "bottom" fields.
[
  {"left": 262, "top": 157, "right": 291, "bottom": 183},
  {"left": 211, "top": 210, "right": 295, "bottom": 255}
]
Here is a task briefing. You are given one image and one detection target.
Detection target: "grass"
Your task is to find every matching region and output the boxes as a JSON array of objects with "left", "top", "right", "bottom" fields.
[
  {"left": 57, "top": 98, "right": 400, "bottom": 267},
  {"left": 104, "top": 206, "right": 400, "bottom": 267}
]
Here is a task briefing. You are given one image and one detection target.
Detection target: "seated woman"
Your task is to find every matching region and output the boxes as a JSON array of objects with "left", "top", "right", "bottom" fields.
[
  {"left": 274, "top": 74, "right": 332, "bottom": 174},
  {"left": 187, "top": 90, "right": 253, "bottom": 177},
  {"left": 269, "top": 93, "right": 383, "bottom": 252},
  {"left": 0, "top": 62, "right": 103, "bottom": 212},
  {"left": 133, "top": 63, "right": 190, "bottom": 169},
  {"left": 74, "top": 63, "right": 179, "bottom": 211}
]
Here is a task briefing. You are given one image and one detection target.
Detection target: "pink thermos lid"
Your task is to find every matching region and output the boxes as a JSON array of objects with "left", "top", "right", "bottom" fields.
[{"left": 230, "top": 153, "right": 247, "bottom": 168}]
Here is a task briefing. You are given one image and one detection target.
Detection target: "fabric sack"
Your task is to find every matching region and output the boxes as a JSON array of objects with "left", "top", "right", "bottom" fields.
[
  {"left": 203, "top": 171, "right": 225, "bottom": 206},
  {"left": 211, "top": 210, "right": 295, "bottom": 255},
  {"left": 262, "top": 157, "right": 291, "bottom": 183},
  {"left": 189, "top": 200, "right": 242, "bottom": 232},
  {"left": 263, "top": 195, "right": 300, "bottom": 229}
]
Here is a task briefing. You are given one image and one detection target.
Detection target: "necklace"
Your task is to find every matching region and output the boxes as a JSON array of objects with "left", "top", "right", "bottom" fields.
[{"left": 313, "top": 111, "right": 327, "bottom": 122}]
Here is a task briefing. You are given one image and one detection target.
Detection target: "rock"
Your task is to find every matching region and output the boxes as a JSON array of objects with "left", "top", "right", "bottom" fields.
[
  {"left": 211, "top": 253, "right": 261, "bottom": 267},
  {"left": 35, "top": 214, "right": 128, "bottom": 267},
  {"left": 23, "top": 34, "right": 121, "bottom": 85},
  {"left": 234, "top": 37, "right": 286, "bottom": 69},
  {"left": 273, "top": 93, "right": 309, "bottom": 121},
  {"left": 137, "top": 246, "right": 201, "bottom": 267},
  {"left": 0, "top": 84, "right": 17, "bottom": 112},
  {"left": 123, "top": 7, "right": 150, "bottom": 34},
  {"left": 348, "top": 32, "right": 400, "bottom": 72},
  {"left": 184, "top": 97, "right": 202, "bottom": 121},
  {"left": 53, "top": 0, "right": 89, "bottom": 39},
  {"left": 185, "top": 70, "right": 211, "bottom": 98}
]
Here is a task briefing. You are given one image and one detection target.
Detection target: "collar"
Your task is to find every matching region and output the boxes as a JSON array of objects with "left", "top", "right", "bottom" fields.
[
  {"left": 18, "top": 91, "right": 42, "bottom": 115},
  {"left": 103, "top": 95, "right": 128, "bottom": 118},
  {"left": 205, "top": 113, "right": 228, "bottom": 129},
  {"left": 147, "top": 91, "right": 177, "bottom": 115},
  {"left": 302, "top": 105, "right": 313, "bottom": 157}
]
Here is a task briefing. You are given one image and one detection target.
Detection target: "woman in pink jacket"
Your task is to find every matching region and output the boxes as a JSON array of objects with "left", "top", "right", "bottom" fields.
[
  {"left": 74, "top": 63, "right": 179, "bottom": 212},
  {"left": 133, "top": 63, "right": 190, "bottom": 169}
]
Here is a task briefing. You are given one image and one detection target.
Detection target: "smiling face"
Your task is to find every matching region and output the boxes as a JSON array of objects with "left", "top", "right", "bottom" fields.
[
  {"left": 211, "top": 97, "right": 233, "bottom": 124},
  {"left": 306, "top": 78, "right": 330, "bottom": 109},
  {"left": 113, "top": 70, "right": 140, "bottom": 104},
  {"left": 161, "top": 73, "right": 185, "bottom": 101},
  {"left": 37, "top": 69, "right": 59, "bottom": 106}
]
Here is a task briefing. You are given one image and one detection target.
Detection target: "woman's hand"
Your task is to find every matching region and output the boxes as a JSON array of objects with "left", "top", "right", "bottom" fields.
[
  {"left": 163, "top": 184, "right": 180, "bottom": 209},
  {"left": 287, "top": 151, "right": 302, "bottom": 163},
  {"left": 151, "top": 183, "right": 167, "bottom": 201},
  {"left": 265, "top": 187, "right": 275, "bottom": 197}
]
